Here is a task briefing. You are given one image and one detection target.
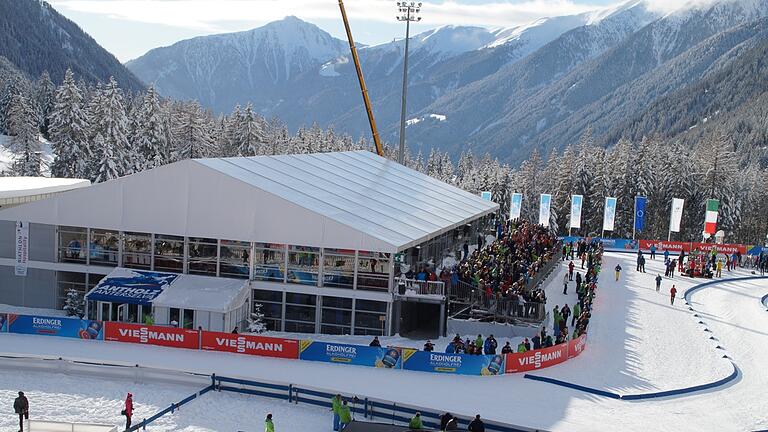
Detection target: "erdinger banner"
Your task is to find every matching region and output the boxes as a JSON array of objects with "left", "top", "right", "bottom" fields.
[
  {"left": 299, "top": 341, "right": 402, "bottom": 369},
  {"left": 104, "top": 322, "right": 198, "bottom": 349},
  {"left": 201, "top": 331, "right": 298, "bottom": 359},
  {"left": 639, "top": 240, "right": 747, "bottom": 255},
  {"left": 402, "top": 351, "right": 505, "bottom": 376},
  {"left": 7, "top": 314, "right": 103, "bottom": 340},
  {"left": 505, "top": 343, "right": 568, "bottom": 373}
]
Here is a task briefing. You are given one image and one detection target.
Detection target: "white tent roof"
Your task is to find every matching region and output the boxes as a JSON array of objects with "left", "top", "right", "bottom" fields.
[
  {"left": 0, "top": 151, "right": 498, "bottom": 253},
  {"left": 151, "top": 274, "right": 249, "bottom": 314},
  {"left": 0, "top": 177, "right": 90, "bottom": 199}
]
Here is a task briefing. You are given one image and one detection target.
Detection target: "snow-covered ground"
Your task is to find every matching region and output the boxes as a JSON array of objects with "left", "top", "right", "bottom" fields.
[
  {"left": 0, "top": 133, "right": 54, "bottom": 175},
  {"left": 0, "top": 368, "right": 329, "bottom": 431},
  {"left": 1, "top": 252, "right": 766, "bottom": 431},
  {"left": 0, "top": 303, "right": 66, "bottom": 317}
]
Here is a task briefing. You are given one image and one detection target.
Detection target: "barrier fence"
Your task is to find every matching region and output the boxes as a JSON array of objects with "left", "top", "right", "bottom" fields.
[
  {"left": 0, "top": 312, "right": 587, "bottom": 377},
  {"left": 560, "top": 236, "right": 760, "bottom": 255}
]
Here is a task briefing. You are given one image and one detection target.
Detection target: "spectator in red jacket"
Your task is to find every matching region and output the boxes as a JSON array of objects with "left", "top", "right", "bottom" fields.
[
  {"left": 124, "top": 393, "right": 133, "bottom": 431},
  {"left": 670, "top": 285, "right": 677, "bottom": 305}
]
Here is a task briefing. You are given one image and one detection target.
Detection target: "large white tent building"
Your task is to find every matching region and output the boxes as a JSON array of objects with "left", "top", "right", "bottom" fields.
[{"left": 0, "top": 151, "right": 497, "bottom": 336}]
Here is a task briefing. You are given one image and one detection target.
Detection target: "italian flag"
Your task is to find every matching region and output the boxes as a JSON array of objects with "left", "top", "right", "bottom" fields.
[{"left": 704, "top": 199, "right": 719, "bottom": 234}]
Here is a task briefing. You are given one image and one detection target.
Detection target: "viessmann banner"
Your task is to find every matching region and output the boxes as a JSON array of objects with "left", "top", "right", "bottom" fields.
[
  {"left": 299, "top": 341, "right": 402, "bottom": 369},
  {"left": 201, "top": 331, "right": 299, "bottom": 359},
  {"left": 504, "top": 335, "right": 587, "bottom": 373},
  {"left": 402, "top": 351, "right": 505, "bottom": 376},
  {"left": 638, "top": 240, "right": 748, "bottom": 255},
  {"left": 104, "top": 322, "right": 199, "bottom": 349},
  {"left": 6, "top": 314, "right": 103, "bottom": 340}
]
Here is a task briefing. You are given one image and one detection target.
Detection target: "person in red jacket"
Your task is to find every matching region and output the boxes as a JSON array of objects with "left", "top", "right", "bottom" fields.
[
  {"left": 123, "top": 393, "right": 133, "bottom": 431},
  {"left": 670, "top": 285, "right": 677, "bottom": 305}
]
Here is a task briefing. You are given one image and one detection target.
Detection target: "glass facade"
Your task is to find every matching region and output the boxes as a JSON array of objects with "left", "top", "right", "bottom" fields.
[
  {"left": 357, "top": 251, "right": 390, "bottom": 291},
  {"left": 123, "top": 232, "right": 151, "bottom": 269},
  {"left": 253, "top": 289, "right": 283, "bottom": 331},
  {"left": 154, "top": 234, "right": 184, "bottom": 272},
  {"left": 253, "top": 243, "right": 285, "bottom": 282},
  {"left": 287, "top": 245, "right": 319, "bottom": 286},
  {"left": 188, "top": 237, "right": 217, "bottom": 276},
  {"left": 58, "top": 226, "right": 87, "bottom": 264},
  {"left": 90, "top": 229, "right": 119, "bottom": 267},
  {"left": 322, "top": 249, "right": 355, "bottom": 289},
  {"left": 354, "top": 299, "right": 387, "bottom": 336},
  {"left": 320, "top": 296, "right": 352, "bottom": 335},
  {"left": 285, "top": 292, "right": 316, "bottom": 333},
  {"left": 220, "top": 240, "right": 250, "bottom": 279}
]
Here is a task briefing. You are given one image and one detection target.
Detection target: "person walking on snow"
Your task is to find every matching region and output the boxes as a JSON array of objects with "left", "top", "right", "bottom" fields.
[
  {"left": 339, "top": 401, "right": 352, "bottom": 430},
  {"left": 615, "top": 264, "right": 622, "bottom": 281},
  {"left": 568, "top": 261, "right": 575, "bottom": 281},
  {"left": 670, "top": 285, "right": 677, "bottom": 305},
  {"left": 331, "top": 394, "right": 343, "bottom": 431},
  {"left": 14, "top": 391, "right": 29, "bottom": 432},
  {"left": 264, "top": 413, "right": 274, "bottom": 432},
  {"left": 572, "top": 303, "right": 581, "bottom": 327},
  {"left": 655, "top": 274, "right": 662, "bottom": 292},
  {"left": 650, "top": 244, "right": 656, "bottom": 260},
  {"left": 123, "top": 393, "right": 133, "bottom": 431},
  {"left": 563, "top": 272, "right": 569, "bottom": 295}
]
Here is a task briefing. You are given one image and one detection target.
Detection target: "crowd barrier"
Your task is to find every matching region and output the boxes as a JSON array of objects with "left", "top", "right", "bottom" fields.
[{"left": 0, "top": 313, "right": 588, "bottom": 377}]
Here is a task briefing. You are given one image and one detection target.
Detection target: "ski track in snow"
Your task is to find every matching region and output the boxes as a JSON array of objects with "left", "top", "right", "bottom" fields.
[{"left": 0, "top": 252, "right": 766, "bottom": 431}]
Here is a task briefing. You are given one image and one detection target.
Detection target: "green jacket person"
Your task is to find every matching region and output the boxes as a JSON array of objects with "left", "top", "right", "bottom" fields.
[
  {"left": 264, "top": 413, "right": 274, "bottom": 432},
  {"left": 409, "top": 412, "right": 423, "bottom": 429}
]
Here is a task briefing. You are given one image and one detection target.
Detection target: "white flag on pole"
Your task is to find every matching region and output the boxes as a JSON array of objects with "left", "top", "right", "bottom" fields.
[
  {"left": 509, "top": 193, "right": 522, "bottom": 220},
  {"left": 570, "top": 195, "right": 583, "bottom": 229},
  {"left": 603, "top": 197, "right": 617, "bottom": 231},
  {"left": 539, "top": 194, "right": 552, "bottom": 227},
  {"left": 670, "top": 198, "right": 685, "bottom": 233}
]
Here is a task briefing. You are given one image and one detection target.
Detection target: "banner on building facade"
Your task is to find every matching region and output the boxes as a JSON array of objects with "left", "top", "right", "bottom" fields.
[
  {"left": 539, "top": 194, "right": 552, "bottom": 227},
  {"left": 570, "top": 195, "right": 583, "bottom": 229},
  {"left": 509, "top": 193, "right": 522, "bottom": 220},
  {"left": 201, "top": 331, "right": 299, "bottom": 359},
  {"left": 634, "top": 196, "right": 647, "bottom": 232},
  {"left": 298, "top": 341, "right": 402, "bottom": 369},
  {"left": 670, "top": 198, "right": 685, "bottom": 233},
  {"left": 603, "top": 197, "right": 617, "bottom": 232},
  {"left": 481, "top": 191, "right": 492, "bottom": 201},
  {"left": 402, "top": 351, "right": 504, "bottom": 376},
  {"left": 6, "top": 314, "right": 102, "bottom": 340},
  {"left": 705, "top": 199, "right": 719, "bottom": 234},
  {"left": 104, "top": 322, "right": 199, "bottom": 349},
  {"left": 15, "top": 221, "right": 28, "bottom": 277}
]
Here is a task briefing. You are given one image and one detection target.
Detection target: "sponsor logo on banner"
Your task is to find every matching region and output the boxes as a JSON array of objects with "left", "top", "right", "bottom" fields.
[
  {"left": 402, "top": 351, "right": 504, "bottom": 376},
  {"left": 0, "top": 313, "right": 7, "bottom": 332},
  {"left": 634, "top": 196, "right": 647, "bottom": 232},
  {"left": 15, "top": 221, "right": 28, "bottom": 276},
  {"left": 603, "top": 197, "right": 617, "bottom": 232},
  {"left": 639, "top": 240, "right": 747, "bottom": 255},
  {"left": 7, "top": 314, "right": 102, "bottom": 340},
  {"left": 669, "top": 198, "right": 684, "bottom": 233},
  {"left": 104, "top": 322, "right": 198, "bottom": 349},
  {"left": 201, "top": 331, "right": 298, "bottom": 359},
  {"left": 299, "top": 341, "right": 401, "bottom": 369},
  {"left": 505, "top": 344, "right": 569, "bottom": 373},
  {"left": 88, "top": 269, "right": 179, "bottom": 305},
  {"left": 568, "top": 335, "right": 587, "bottom": 359}
]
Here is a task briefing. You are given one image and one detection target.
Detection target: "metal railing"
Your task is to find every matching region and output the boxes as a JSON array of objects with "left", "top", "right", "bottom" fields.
[{"left": 395, "top": 279, "right": 445, "bottom": 297}]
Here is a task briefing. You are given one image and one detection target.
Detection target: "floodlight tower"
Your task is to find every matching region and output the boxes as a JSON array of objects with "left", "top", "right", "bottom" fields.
[{"left": 396, "top": 1, "right": 422, "bottom": 164}]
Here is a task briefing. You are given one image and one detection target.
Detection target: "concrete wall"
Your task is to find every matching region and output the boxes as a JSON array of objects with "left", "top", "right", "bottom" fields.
[
  {"left": 447, "top": 318, "right": 541, "bottom": 339},
  {"left": 0, "top": 220, "right": 14, "bottom": 259},
  {"left": 0, "top": 266, "right": 57, "bottom": 309}
]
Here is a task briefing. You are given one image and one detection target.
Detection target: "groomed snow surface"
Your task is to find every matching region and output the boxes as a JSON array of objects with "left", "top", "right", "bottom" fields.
[{"left": 1, "top": 252, "right": 767, "bottom": 431}]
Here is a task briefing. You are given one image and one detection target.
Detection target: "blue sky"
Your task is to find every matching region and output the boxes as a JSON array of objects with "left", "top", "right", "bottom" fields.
[{"left": 48, "top": 0, "right": 671, "bottom": 62}]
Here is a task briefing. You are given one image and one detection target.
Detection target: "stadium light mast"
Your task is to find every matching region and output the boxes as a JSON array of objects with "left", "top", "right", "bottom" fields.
[{"left": 396, "top": 1, "right": 421, "bottom": 165}]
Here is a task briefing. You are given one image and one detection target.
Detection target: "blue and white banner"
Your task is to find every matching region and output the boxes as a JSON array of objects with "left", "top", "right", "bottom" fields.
[
  {"left": 570, "top": 195, "right": 583, "bottom": 229},
  {"left": 0, "top": 313, "right": 6, "bottom": 332},
  {"left": 86, "top": 268, "right": 179, "bottom": 306},
  {"left": 7, "top": 314, "right": 103, "bottom": 340},
  {"left": 634, "top": 196, "right": 647, "bottom": 232},
  {"left": 603, "top": 197, "right": 617, "bottom": 232},
  {"left": 480, "top": 191, "right": 492, "bottom": 201},
  {"left": 299, "top": 341, "right": 402, "bottom": 369},
  {"left": 509, "top": 193, "right": 522, "bottom": 220},
  {"left": 539, "top": 194, "right": 552, "bottom": 227},
  {"left": 402, "top": 351, "right": 504, "bottom": 376}
]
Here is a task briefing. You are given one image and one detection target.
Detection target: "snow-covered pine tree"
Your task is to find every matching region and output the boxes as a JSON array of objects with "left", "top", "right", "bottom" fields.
[
  {"left": 63, "top": 287, "right": 84, "bottom": 318},
  {"left": 172, "top": 100, "right": 213, "bottom": 160},
  {"left": 0, "top": 76, "right": 25, "bottom": 135},
  {"left": 49, "top": 69, "right": 90, "bottom": 178},
  {"left": 33, "top": 71, "right": 55, "bottom": 139},
  {"left": 132, "top": 85, "right": 169, "bottom": 170},
  {"left": 236, "top": 104, "right": 265, "bottom": 156},
  {"left": 248, "top": 303, "right": 267, "bottom": 334},
  {"left": 7, "top": 93, "right": 41, "bottom": 176},
  {"left": 93, "top": 132, "right": 119, "bottom": 183},
  {"left": 89, "top": 77, "right": 130, "bottom": 181}
]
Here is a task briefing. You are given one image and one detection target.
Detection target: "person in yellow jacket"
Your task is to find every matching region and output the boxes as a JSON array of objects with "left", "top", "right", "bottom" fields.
[
  {"left": 409, "top": 412, "right": 423, "bottom": 430},
  {"left": 264, "top": 413, "right": 274, "bottom": 432},
  {"left": 339, "top": 401, "right": 352, "bottom": 430},
  {"left": 716, "top": 259, "right": 723, "bottom": 278},
  {"left": 331, "top": 394, "right": 343, "bottom": 431}
]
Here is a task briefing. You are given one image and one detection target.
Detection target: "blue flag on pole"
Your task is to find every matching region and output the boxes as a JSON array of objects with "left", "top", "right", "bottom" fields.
[{"left": 635, "top": 196, "right": 647, "bottom": 232}]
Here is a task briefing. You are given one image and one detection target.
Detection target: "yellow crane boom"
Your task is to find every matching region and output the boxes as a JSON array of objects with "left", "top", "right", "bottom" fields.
[{"left": 338, "top": 0, "right": 384, "bottom": 157}]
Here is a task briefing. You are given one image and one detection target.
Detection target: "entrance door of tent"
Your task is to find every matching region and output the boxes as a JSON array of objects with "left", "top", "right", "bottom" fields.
[{"left": 397, "top": 300, "right": 443, "bottom": 339}]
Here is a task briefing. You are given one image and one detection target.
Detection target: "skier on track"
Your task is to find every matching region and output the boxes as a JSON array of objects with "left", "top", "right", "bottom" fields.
[
  {"left": 14, "top": 391, "right": 29, "bottom": 432},
  {"left": 615, "top": 264, "right": 622, "bottom": 281},
  {"left": 670, "top": 285, "right": 677, "bottom": 305}
]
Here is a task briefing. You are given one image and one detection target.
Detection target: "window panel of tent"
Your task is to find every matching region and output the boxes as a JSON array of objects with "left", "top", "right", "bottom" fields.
[
  {"left": 322, "top": 248, "right": 355, "bottom": 289},
  {"left": 90, "top": 229, "right": 119, "bottom": 267},
  {"left": 287, "top": 245, "right": 319, "bottom": 286},
  {"left": 356, "top": 251, "right": 390, "bottom": 291},
  {"left": 188, "top": 237, "right": 217, "bottom": 276},
  {"left": 253, "top": 243, "right": 285, "bottom": 282},
  {"left": 220, "top": 240, "right": 250, "bottom": 279},
  {"left": 154, "top": 234, "right": 184, "bottom": 272},
  {"left": 58, "top": 226, "right": 86, "bottom": 264}
]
